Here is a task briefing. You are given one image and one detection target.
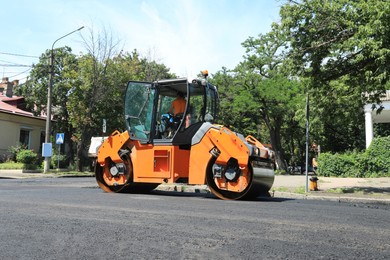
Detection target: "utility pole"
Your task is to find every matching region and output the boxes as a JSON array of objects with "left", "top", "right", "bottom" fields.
[
  {"left": 43, "top": 26, "right": 84, "bottom": 173},
  {"left": 305, "top": 93, "right": 310, "bottom": 193}
]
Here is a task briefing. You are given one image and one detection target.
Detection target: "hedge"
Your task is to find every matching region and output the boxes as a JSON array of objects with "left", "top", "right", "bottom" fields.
[
  {"left": 317, "top": 136, "right": 390, "bottom": 177},
  {"left": 16, "top": 149, "right": 38, "bottom": 170},
  {"left": 51, "top": 154, "right": 67, "bottom": 169}
]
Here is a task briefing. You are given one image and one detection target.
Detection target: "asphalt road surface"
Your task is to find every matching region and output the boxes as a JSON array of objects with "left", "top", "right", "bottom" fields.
[{"left": 0, "top": 177, "right": 388, "bottom": 259}]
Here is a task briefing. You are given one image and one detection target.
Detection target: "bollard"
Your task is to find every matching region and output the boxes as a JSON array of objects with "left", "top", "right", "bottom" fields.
[{"left": 309, "top": 176, "right": 319, "bottom": 191}]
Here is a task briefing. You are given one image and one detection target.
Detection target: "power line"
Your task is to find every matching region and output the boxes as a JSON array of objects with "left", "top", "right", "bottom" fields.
[
  {"left": 0, "top": 59, "right": 34, "bottom": 66},
  {"left": 0, "top": 64, "right": 32, "bottom": 67},
  {"left": 0, "top": 59, "right": 21, "bottom": 64},
  {"left": 0, "top": 51, "right": 39, "bottom": 58},
  {"left": 8, "top": 68, "right": 32, "bottom": 78}
]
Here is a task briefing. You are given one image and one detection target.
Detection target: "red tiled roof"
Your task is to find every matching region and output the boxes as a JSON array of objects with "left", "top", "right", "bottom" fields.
[
  {"left": 0, "top": 93, "right": 45, "bottom": 119},
  {"left": 0, "top": 95, "right": 24, "bottom": 102}
]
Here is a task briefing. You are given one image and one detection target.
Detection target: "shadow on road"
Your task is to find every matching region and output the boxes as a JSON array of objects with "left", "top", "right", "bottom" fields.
[
  {"left": 328, "top": 186, "right": 390, "bottom": 195},
  {"left": 148, "top": 190, "right": 294, "bottom": 202}
]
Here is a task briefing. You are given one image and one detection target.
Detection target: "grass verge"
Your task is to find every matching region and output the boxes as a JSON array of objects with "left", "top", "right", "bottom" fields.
[
  {"left": 0, "top": 162, "right": 24, "bottom": 169},
  {"left": 54, "top": 170, "right": 94, "bottom": 177}
]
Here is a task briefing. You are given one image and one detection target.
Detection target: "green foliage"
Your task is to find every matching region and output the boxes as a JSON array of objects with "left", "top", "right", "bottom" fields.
[
  {"left": 317, "top": 136, "right": 390, "bottom": 177},
  {"left": 0, "top": 162, "right": 24, "bottom": 169},
  {"left": 364, "top": 136, "right": 390, "bottom": 175},
  {"left": 18, "top": 28, "right": 175, "bottom": 171},
  {"left": 278, "top": 0, "right": 390, "bottom": 154},
  {"left": 16, "top": 149, "right": 38, "bottom": 170},
  {"left": 281, "top": 0, "right": 390, "bottom": 101},
  {"left": 310, "top": 77, "right": 366, "bottom": 152},
  {"left": 51, "top": 154, "right": 67, "bottom": 169},
  {"left": 16, "top": 149, "right": 37, "bottom": 164},
  {"left": 317, "top": 151, "right": 362, "bottom": 177},
  {"left": 7, "top": 144, "right": 27, "bottom": 162},
  {"left": 16, "top": 4, "right": 388, "bottom": 172},
  {"left": 374, "top": 123, "right": 390, "bottom": 138},
  {"left": 211, "top": 22, "right": 306, "bottom": 170}
]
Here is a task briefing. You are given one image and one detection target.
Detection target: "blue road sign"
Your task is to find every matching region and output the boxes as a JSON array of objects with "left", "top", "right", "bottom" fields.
[{"left": 56, "top": 133, "right": 64, "bottom": 144}]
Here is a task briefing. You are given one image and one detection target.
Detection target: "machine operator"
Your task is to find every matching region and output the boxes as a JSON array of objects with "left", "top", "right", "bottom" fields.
[{"left": 168, "top": 92, "right": 186, "bottom": 117}]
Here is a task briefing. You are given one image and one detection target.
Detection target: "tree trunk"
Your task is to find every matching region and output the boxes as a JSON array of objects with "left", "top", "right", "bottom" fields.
[
  {"left": 76, "top": 142, "right": 84, "bottom": 172},
  {"left": 64, "top": 129, "right": 75, "bottom": 167},
  {"left": 261, "top": 111, "right": 288, "bottom": 171},
  {"left": 269, "top": 126, "right": 288, "bottom": 171}
]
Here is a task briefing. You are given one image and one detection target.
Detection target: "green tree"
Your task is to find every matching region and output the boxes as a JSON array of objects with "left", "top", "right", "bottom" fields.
[
  {"left": 241, "top": 24, "right": 305, "bottom": 170},
  {"left": 281, "top": 0, "right": 390, "bottom": 104},
  {"left": 279, "top": 0, "right": 390, "bottom": 153},
  {"left": 16, "top": 47, "right": 79, "bottom": 164},
  {"left": 68, "top": 28, "right": 175, "bottom": 171},
  {"left": 211, "top": 68, "right": 260, "bottom": 136},
  {"left": 67, "top": 27, "right": 121, "bottom": 171},
  {"left": 99, "top": 49, "right": 175, "bottom": 133},
  {"left": 309, "top": 77, "right": 366, "bottom": 152},
  {"left": 213, "top": 23, "right": 305, "bottom": 170}
]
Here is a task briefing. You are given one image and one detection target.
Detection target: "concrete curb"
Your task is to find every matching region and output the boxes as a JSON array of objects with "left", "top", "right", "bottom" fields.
[
  {"left": 0, "top": 169, "right": 93, "bottom": 179},
  {"left": 273, "top": 191, "right": 390, "bottom": 205}
]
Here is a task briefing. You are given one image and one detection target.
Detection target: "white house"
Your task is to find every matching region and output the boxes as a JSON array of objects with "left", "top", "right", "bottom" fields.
[
  {"left": 364, "top": 90, "right": 390, "bottom": 148},
  {"left": 0, "top": 77, "right": 46, "bottom": 160}
]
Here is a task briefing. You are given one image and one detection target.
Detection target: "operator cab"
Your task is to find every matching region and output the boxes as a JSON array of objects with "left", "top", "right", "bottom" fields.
[{"left": 124, "top": 73, "right": 219, "bottom": 145}]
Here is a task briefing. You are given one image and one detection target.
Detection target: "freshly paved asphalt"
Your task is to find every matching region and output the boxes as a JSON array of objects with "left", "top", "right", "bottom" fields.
[
  {"left": 0, "top": 177, "right": 389, "bottom": 259},
  {"left": 0, "top": 169, "right": 389, "bottom": 204}
]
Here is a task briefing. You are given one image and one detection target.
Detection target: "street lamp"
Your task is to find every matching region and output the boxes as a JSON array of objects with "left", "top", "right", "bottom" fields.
[
  {"left": 305, "top": 93, "right": 310, "bottom": 192},
  {"left": 44, "top": 26, "right": 84, "bottom": 173}
]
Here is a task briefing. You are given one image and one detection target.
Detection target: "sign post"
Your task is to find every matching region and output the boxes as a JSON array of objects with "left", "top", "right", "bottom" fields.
[
  {"left": 102, "top": 119, "right": 107, "bottom": 134},
  {"left": 56, "top": 133, "right": 64, "bottom": 169},
  {"left": 102, "top": 119, "right": 107, "bottom": 142}
]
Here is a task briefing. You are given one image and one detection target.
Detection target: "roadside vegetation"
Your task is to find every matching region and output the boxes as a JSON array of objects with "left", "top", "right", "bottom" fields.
[
  {"left": 317, "top": 136, "right": 390, "bottom": 177},
  {"left": 0, "top": 162, "right": 24, "bottom": 170},
  {"left": 1, "top": 0, "right": 389, "bottom": 176},
  {"left": 1, "top": 145, "right": 94, "bottom": 173}
]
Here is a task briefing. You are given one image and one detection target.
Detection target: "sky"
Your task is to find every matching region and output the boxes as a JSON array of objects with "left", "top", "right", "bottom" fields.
[{"left": 1, "top": 0, "right": 282, "bottom": 83}]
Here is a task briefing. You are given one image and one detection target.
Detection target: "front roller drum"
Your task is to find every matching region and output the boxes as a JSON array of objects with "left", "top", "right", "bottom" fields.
[
  {"left": 95, "top": 154, "right": 157, "bottom": 193},
  {"left": 206, "top": 158, "right": 275, "bottom": 200}
]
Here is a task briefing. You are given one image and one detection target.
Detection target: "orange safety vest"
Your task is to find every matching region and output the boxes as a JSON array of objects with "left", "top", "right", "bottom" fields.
[{"left": 172, "top": 98, "right": 186, "bottom": 116}]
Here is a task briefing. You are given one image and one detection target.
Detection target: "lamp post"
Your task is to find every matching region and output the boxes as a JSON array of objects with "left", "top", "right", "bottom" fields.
[
  {"left": 44, "top": 26, "right": 84, "bottom": 173},
  {"left": 305, "top": 92, "right": 310, "bottom": 192}
]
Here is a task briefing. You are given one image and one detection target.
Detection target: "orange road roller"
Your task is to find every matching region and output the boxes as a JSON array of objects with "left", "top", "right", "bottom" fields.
[{"left": 95, "top": 72, "right": 275, "bottom": 200}]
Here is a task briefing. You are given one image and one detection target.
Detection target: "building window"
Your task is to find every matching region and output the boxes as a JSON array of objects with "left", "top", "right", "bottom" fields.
[{"left": 19, "top": 129, "right": 31, "bottom": 149}]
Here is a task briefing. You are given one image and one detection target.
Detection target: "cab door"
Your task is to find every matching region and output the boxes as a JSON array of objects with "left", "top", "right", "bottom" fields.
[
  {"left": 124, "top": 81, "right": 156, "bottom": 141},
  {"left": 125, "top": 81, "right": 172, "bottom": 182}
]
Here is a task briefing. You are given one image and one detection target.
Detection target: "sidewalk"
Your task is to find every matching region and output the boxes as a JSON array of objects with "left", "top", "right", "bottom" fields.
[
  {"left": 0, "top": 169, "right": 92, "bottom": 179},
  {"left": 271, "top": 175, "right": 390, "bottom": 204},
  {"left": 1, "top": 169, "right": 389, "bottom": 204}
]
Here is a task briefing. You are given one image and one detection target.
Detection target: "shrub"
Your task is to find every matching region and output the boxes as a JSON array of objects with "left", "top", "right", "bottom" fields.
[
  {"left": 317, "top": 136, "right": 390, "bottom": 178},
  {"left": 317, "top": 153, "right": 336, "bottom": 177},
  {"left": 16, "top": 149, "right": 38, "bottom": 170},
  {"left": 7, "top": 144, "right": 27, "bottom": 162},
  {"left": 317, "top": 151, "right": 362, "bottom": 177},
  {"left": 51, "top": 154, "right": 67, "bottom": 169},
  {"left": 364, "top": 136, "right": 390, "bottom": 176}
]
